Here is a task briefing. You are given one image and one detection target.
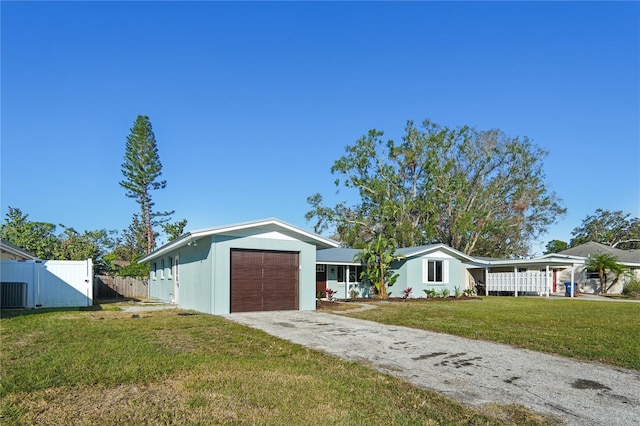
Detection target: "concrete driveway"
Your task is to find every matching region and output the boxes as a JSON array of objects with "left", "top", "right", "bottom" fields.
[{"left": 225, "top": 309, "right": 640, "bottom": 426}]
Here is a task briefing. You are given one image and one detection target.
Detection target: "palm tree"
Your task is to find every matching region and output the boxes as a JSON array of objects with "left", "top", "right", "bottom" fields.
[
  {"left": 354, "top": 234, "right": 405, "bottom": 299},
  {"left": 585, "top": 254, "right": 626, "bottom": 294}
]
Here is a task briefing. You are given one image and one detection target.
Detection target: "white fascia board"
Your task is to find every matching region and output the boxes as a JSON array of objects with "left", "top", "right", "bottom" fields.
[
  {"left": 199, "top": 218, "right": 339, "bottom": 248},
  {"left": 481, "top": 257, "right": 585, "bottom": 267},
  {"left": 403, "top": 244, "right": 477, "bottom": 263},
  {"left": 316, "top": 260, "right": 361, "bottom": 266},
  {"left": 137, "top": 233, "right": 195, "bottom": 263},
  {"left": 138, "top": 218, "right": 338, "bottom": 263}
]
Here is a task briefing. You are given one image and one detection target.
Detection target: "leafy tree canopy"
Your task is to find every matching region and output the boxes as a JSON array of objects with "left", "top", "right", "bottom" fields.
[
  {"left": 0, "top": 207, "right": 115, "bottom": 274},
  {"left": 544, "top": 239, "right": 568, "bottom": 254},
  {"left": 307, "top": 119, "right": 566, "bottom": 257},
  {"left": 570, "top": 209, "right": 640, "bottom": 250},
  {"left": 162, "top": 219, "right": 188, "bottom": 242},
  {"left": 0, "top": 207, "right": 58, "bottom": 259}
]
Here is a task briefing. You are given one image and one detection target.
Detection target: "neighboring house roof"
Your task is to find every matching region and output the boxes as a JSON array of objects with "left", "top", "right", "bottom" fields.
[
  {"left": 139, "top": 218, "right": 339, "bottom": 263},
  {"left": 558, "top": 242, "right": 640, "bottom": 266},
  {"left": 0, "top": 238, "right": 37, "bottom": 260},
  {"left": 316, "top": 248, "right": 362, "bottom": 265}
]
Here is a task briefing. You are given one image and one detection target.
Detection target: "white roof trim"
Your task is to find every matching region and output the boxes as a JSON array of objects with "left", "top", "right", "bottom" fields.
[
  {"left": 401, "top": 244, "right": 478, "bottom": 263},
  {"left": 139, "top": 218, "right": 339, "bottom": 263}
]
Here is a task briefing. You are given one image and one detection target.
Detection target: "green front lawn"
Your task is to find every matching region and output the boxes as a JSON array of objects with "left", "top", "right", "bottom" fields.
[
  {"left": 342, "top": 297, "right": 640, "bottom": 370},
  {"left": 0, "top": 306, "right": 555, "bottom": 425}
]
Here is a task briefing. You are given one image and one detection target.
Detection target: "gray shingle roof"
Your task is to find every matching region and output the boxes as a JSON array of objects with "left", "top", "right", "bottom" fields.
[
  {"left": 316, "top": 248, "right": 361, "bottom": 264},
  {"left": 559, "top": 242, "right": 640, "bottom": 264}
]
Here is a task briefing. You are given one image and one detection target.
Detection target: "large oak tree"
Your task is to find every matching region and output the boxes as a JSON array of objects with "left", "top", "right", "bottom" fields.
[
  {"left": 570, "top": 209, "right": 640, "bottom": 250},
  {"left": 306, "top": 119, "right": 566, "bottom": 257}
]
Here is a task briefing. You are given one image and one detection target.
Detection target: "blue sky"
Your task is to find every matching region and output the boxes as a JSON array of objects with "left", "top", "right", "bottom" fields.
[{"left": 2, "top": 1, "right": 638, "bottom": 254}]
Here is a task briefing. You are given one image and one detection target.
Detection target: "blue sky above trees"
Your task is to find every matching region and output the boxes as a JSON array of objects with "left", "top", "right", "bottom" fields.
[{"left": 1, "top": 1, "right": 638, "bottom": 254}]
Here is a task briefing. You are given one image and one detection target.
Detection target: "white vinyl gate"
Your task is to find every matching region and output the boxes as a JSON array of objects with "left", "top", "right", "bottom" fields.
[{"left": 0, "top": 259, "right": 93, "bottom": 308}]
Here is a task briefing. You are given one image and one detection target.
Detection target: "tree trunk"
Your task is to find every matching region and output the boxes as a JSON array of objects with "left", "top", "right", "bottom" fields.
[
  {"left": 599, "top": 269, "right": 607, "bottom": 294},
  {"left": 379, "top": 261, "right": 388, "bottom": 299}
]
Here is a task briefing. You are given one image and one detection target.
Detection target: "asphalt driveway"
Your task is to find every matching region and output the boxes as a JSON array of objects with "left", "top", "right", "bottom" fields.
[{"left": 225, "top": 309, "right": 640, "bottom": 426}]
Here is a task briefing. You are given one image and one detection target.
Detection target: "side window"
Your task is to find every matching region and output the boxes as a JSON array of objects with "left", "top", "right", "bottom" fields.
[
  {"left": 152, "top": 262, "right": 157, "bottom": 280},
  {"left": 161, "top": 259, "right": 165, "bottom": 279},
  {"left": 585, "top": 270, "right": 599, "bottom": 279},
  {"left": 168, "top": 257, "right": 173, "bottom": 278},
  {"left": 423, "top": 259, "right": 449, "bottom": 284},
  {"left": 338, "top": 266, "right": 363, "bottom": 282}
]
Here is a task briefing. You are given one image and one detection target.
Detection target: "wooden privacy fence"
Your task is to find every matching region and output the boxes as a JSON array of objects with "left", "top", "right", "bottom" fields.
[
  {"left": 95, "top": 275, "right": 148, "bottom": 299},
  {"left": 486, "top": 270, "right": 549, "bottom": 296}
]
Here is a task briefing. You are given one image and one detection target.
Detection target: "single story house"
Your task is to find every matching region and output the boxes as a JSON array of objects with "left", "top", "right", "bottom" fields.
[
  {"left": 138, "top": 218, "right": 338, "bottom": 314},
  {"left": 141, "top": 220, "right": 639, "bottom": 313},
  {"left": 316, "top": 244, "right": 477, "bottom": 299},
  {"left": 554, "top": 242, "right": 639, "bottom": 294}
]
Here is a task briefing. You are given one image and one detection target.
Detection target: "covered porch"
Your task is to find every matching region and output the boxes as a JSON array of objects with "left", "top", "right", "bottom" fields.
[{"left": 467, "top": 254, "right": 585, "bottom": 297}]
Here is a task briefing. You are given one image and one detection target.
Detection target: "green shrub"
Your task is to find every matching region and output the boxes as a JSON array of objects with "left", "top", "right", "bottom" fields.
[
  {"left": 423, "top": 289, "right": 437, "bottom": 298},
  {"left": 622, "top": 277, "right": 640, "bottom": 298}
]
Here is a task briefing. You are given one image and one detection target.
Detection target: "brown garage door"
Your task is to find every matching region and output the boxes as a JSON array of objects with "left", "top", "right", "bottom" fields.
[{"left": 230, "top": 249, "right": 299, "bottom": 313}]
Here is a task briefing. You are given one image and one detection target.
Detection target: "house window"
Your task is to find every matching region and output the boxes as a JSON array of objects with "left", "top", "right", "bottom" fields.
[
  {"left": 585, "top": 270, "right": 599, "bottom": 279},
  {"left": 168, "top": 257, "right": 173, "bottom": 278},
  {"left": 316, "top": 264, "right": 325, "bottom": 273},
  {"left": 152, "top": 262, "right": 157, "bottom": 280},
  {"left": 423, "top": 259, "right": 448, "bottom": 284},
  {"left": 337, "top": 265, "right": 363, "bottom": 283},
  {"left": 161, "top": 259, "right": 165, "bottom": 279}
]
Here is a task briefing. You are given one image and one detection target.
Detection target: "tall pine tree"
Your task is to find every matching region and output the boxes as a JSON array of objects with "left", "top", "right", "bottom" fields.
[{"left": 120, "top": 115, "right": 173, "bottom": 254}]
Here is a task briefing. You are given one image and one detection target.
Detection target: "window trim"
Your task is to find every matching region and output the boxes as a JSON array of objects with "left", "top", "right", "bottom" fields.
[{"left": 422, "top": 259, "right": 449, "bottom": 284}]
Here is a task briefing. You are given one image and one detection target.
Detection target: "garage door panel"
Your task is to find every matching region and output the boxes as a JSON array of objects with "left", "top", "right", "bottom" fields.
[
  {"left": 231, "top": 250, "right": 264, "bottom": 313},
  {"left": 231, "top": 249, "right": 299, "bottom": 313},
  {"left": 263, "top": 252, "right": 298, "bottom": 311}
]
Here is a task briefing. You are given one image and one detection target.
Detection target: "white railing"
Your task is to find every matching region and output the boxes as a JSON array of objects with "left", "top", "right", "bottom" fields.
[{"left": 486, "top": 270, "right": 549, "bottom": 295}]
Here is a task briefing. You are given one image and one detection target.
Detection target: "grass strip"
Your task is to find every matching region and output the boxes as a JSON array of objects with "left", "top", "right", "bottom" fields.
[
  {"left": 1, "top": 307, "right": 556, "bottom": 425},
  {"left": 341, "top": 297, "right": 640, "bottom": 370}
]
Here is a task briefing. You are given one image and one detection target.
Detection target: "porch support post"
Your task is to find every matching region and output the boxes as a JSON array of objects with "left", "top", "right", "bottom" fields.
[
  {"left": 484, "top": 268, "right": 489, "bottom": 295},
  {"left": 346, "top": 265, "right": 350, "bottom": 299},
  {"left": 514, "top": 266, "right": 518, "bottom": 297},
  {"left": 545, "top": 264, "right": 550, "bottom": 298},
  {"left": 571, "top": 265, "right": 576, "bottom": 298}
]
